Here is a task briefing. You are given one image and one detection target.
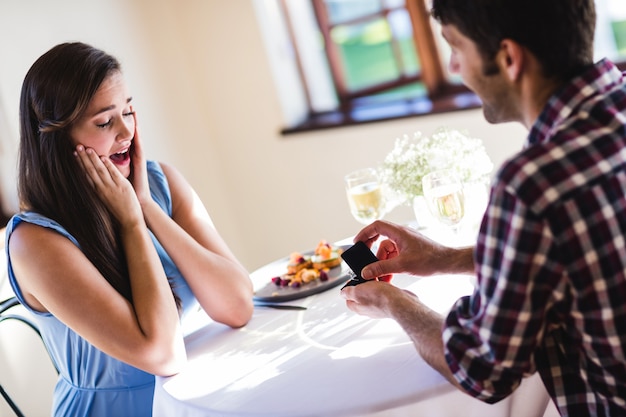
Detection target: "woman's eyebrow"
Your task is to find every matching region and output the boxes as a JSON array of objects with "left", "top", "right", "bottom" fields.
[{"left": 91, "top": 97, "right": 133, "bottom": 117}]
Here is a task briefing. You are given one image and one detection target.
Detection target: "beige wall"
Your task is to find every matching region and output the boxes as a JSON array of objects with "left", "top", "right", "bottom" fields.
[{"left": 0, "top": 0, "right": 526, "bottom": 273}]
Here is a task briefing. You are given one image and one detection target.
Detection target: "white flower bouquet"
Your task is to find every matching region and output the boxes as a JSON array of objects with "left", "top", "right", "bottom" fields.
[{"left": 380, "top": 127, "right": 494, "bottom": 203}]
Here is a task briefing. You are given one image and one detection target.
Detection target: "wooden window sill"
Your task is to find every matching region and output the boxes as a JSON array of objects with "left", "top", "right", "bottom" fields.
[
  {"left": 281, "top": 60, "right": 626, "bottom": 135},
  {"left": 281, "top": 91, "right": 482, "bottom": 135}
]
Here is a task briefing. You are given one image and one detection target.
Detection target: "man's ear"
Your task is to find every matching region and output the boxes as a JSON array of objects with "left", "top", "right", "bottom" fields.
[{"left": 498, "top": 39, "right": 524, "bottom": 82}]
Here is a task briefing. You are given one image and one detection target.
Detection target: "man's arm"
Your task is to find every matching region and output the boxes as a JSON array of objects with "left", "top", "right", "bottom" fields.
[{"left": 341, "top": 281, "right": 464, "bottom": 390}]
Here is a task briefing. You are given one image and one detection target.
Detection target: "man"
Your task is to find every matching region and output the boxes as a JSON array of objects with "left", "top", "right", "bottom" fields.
[{"left": 340, "top": 1, "right": 626, "bottom": 416}]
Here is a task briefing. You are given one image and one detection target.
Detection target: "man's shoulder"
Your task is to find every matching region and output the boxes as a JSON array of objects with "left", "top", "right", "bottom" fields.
[
  {"left": 496, "top": 119, "right": 624, "bottom": 213},
  {"left": 494, "top": 143, "right": 553, "bottom": 198}
]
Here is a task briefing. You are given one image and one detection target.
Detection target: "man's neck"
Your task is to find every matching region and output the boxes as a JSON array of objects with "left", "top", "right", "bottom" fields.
[{"left": 519, "top": 71, "right": 563, "bottom": 129}]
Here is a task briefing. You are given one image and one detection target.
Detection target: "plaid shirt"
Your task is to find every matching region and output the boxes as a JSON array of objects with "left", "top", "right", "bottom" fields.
[{"left": 443, "top": 59, "right": 626, "bottom": 416}]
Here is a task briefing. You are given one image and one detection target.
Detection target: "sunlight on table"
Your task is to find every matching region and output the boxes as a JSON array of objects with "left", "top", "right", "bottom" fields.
[{"left": 165, "top": 271, "right": 475, "bottom": 406}]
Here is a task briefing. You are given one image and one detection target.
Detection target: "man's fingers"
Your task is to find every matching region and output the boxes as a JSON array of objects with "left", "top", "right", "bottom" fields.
[{"left": 362, "top": 259, "right": 395, "bottom": 280}]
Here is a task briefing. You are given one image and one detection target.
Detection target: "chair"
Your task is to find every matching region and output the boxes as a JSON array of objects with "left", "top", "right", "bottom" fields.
[{"left": 0, "top": 296, "right": 58, "bottom": 417}]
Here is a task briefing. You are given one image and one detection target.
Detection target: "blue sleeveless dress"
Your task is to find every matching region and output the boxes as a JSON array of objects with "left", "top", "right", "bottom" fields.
[{"left": 4, "top": 161, "right": 199, "bottom": 417}]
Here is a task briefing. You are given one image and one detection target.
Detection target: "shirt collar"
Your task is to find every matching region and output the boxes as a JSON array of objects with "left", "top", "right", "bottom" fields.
[{"left": 527, "top": 59, "right": 624, "bottom": 147}]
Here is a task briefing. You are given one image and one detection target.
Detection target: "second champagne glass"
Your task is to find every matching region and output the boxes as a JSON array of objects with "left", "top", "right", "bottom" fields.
[
  {"left": 422, "top": 169, "right": 465, "bottom": 233},
  {"left": 344, "top": 168, "right": 386, "bottom": 225}
]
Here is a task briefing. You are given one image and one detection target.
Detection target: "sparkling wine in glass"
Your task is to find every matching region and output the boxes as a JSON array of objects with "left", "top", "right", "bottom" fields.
[
  {"left": 422, "top": 169, "right": 465, "bottom": 232},
  {"left": 345, "top": 168, "right": 386, "bottom": 225}
]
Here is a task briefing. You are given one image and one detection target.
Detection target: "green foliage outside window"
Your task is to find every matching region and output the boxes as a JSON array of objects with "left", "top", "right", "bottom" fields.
[
  {"left": 331, "top": 19, "right": 419, "bottom": 91},
  {"left": 612, "top": 20, "right": 626, "bottom": 56}
]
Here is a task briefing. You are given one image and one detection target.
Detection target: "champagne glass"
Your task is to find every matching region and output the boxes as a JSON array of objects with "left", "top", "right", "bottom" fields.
[
  {"left": 422, "top": 169, "right": 465, "bottom": 233},
  {"left": 345, "top": 168, "right": 386, "bottom": 225}
]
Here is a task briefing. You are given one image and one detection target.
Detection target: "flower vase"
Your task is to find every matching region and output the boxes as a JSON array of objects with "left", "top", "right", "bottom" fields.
[
  {"left": 412, "top": 195, "right": 436, "bottom": 230},
  {"left": 461, "top": 179, "right": 490, "bottom": 233}
]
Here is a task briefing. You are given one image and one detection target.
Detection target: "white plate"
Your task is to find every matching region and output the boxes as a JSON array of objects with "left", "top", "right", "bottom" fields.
[{"left": 252, "top": 245, "right": 351, "bottom": 302}]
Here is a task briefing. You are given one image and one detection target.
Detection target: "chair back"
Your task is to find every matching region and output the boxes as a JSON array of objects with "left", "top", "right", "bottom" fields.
[
  {"left": 0, "top": 228, "right": 58, "bottom": 416},
  {"left": 0, "top": 296, "right": 59, "bottom": 417}
]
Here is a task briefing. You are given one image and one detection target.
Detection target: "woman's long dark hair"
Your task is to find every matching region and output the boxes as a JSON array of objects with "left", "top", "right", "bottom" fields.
[{"left": 18, "top": 42, "right": 133, "bottom": 301}]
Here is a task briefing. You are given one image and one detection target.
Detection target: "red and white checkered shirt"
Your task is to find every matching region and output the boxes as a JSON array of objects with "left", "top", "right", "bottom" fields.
[{"left": 444, "top": 59, "right": 626, "bottom": 416}]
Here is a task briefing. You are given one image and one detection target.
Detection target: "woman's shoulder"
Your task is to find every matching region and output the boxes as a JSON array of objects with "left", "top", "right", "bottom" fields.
[
  {"left": 148, "top": 161, "right": 199, "bottom": 220},
  {"left": 150, "top": 160, "right": 181, "bottom": 179},
  {"left": 147, "top": 160, "right": 174, "bottom": 216},
  {"left": 149, "top": 160, "right": 190, "bottom": 197},
  {"left": 8, "top": 212, "right": 68, "bottom": 236},
  {"left": 7, "top": 212, "right": 80, "bottom": 249}
]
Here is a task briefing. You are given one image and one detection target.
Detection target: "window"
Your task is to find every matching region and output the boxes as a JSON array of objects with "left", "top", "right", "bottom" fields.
[
  {"left": 596, "top": 0, "right": 626, "bottom": 63},
  {"left": 253, "top": 0, "right": 626, "bottom": 134},
  {"left": 309, "top": 0, "right": 456, "bottom": 105}
]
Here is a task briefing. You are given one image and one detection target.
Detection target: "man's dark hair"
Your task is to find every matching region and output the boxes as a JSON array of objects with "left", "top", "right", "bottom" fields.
[{"left": 431, "top": 0, "right": 596, "bottom": 81}]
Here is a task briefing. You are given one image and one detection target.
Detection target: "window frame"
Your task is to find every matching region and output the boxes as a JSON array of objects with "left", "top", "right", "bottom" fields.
[
  {"left": 273, "top": 0, "right": 626, "bottom": 135},
  {"left": 309, "top": 0, "right": 446, "bottom": 103},
  {"left": 277, "top": 0, "right": 479, "bottom": 134}
]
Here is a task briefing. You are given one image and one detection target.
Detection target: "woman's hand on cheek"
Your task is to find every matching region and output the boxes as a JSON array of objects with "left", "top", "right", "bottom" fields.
[
  {"left": 129, "top": 111, "right": 151, "bottom": 206},
  {"left": 74, "top": 144, "right": 143, "bottom": 229}
]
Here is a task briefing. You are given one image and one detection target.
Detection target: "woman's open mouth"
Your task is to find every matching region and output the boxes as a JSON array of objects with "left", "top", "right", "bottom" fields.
[{"left": 109, "top": 149, "right": 130, "bottom": 165}]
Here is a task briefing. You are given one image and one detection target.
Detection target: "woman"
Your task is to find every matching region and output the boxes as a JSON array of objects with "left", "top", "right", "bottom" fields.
[{"left": 4, "top": 42, "right": 254, "bottom": 416}]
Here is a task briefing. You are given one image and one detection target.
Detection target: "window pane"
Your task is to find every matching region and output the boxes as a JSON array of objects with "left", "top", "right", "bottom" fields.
[
  {"left": 607, "top": 0, "right": 626, "bottom": 58},
  {"left": 324, "top": 0, "right": 382, "bottom": 25},
  {"left": 383, "top": 0, "right": 406, "bottom": 9},
  {"left": 595, "top": 0, "right": 626, "bottom": 62},
  {"left": 613, "top": 20, "right": 626, "bottom": 55},
  {"left": 388, "top": 8, "right": 419, "bottom": 76},
  {"left": 329, "top": 9, "right": 421, "bottom": 92},
  {"left": 331, "top": 18, "right": 401, "bottom": 91}
]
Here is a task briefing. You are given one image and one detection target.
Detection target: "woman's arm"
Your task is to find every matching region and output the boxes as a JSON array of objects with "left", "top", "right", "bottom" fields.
[
  {"left": 11, "top": 143, "right": 188, "bottom": 376},
  {"left": 140, "top": 161, "right": 254, "bottom": 328},
  {"left": 9, "top": 220, "right": 186, "bottom": 376}
]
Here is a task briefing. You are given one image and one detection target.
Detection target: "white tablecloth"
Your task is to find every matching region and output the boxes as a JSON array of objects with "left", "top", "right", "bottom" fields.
[{"left": 153, "top": 256, "right": 551, "bottom": 417}]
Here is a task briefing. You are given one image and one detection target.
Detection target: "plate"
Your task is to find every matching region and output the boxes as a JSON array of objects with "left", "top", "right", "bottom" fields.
[{"left": 252, "top": 245, "right": 351, "bottom": 302}]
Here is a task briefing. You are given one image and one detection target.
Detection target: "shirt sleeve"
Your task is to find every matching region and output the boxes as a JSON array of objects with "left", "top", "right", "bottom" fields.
[{"left": 443, "top": 177, "right": 564, "bottom": 403}]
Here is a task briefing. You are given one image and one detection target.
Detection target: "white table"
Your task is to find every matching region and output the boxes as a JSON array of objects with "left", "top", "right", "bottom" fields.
[{"left": 153, "top": 248, "right": 552, "bottom": 417}]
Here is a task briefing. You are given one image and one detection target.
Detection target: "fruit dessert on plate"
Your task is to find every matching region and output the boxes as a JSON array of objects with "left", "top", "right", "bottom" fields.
[
  {"left": 271, "top": 240, "right": 344, "bottom": 288},
  {"left": 286, "top": 252, "right": 312, "bottom": 274},
  {"left": 311, "top": 240, "right": 343, "bottom": 269}
]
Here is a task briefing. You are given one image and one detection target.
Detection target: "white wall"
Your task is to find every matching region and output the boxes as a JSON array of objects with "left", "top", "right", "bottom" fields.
[{"left": 0, "top": 1, "right": 527, "bottom": 415}]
